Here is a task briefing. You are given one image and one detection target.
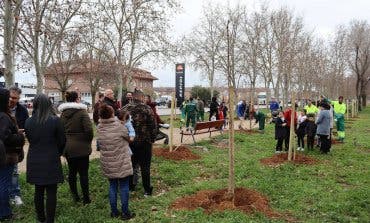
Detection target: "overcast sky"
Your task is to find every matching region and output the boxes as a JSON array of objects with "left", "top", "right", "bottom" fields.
[
  {"left": 5, "top": 0, "right": 370, "bottom": 86},
  {"left": 150, "top": 0, "right": 370, "bottom": 88}
]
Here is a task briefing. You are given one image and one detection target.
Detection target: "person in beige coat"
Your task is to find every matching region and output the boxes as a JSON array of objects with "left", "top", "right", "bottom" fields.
[{"left": 97, "top": 104, "right": 135, "bottom": 221}]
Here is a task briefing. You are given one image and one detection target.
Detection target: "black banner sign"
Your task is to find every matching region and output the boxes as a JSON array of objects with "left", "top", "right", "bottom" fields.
[{"left": 175, "top": 63, "right": 185, "bottom": 107}]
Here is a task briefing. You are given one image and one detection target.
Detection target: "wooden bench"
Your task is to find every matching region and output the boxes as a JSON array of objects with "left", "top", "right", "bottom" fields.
[{"left": 180, "top": 120, "right": 225, "bottom": 144}]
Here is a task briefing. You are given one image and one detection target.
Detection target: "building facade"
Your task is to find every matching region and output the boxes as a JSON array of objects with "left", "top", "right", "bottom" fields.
[{"left": 44, "top": 60, "right": 157, "bottom": 103}]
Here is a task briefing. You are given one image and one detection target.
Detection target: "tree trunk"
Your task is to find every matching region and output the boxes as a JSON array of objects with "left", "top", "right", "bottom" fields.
[
  {"left": 288, "top": 92, "right": 296, "bottom": 161},
  {"left": 228, "top": 86, "right": 235, "bottom": 199},
  {"left": 3, "top": 0, "right": 16, "bottom": 87},
  {"left": 361, "top": 94, "right": 366, "bottom": 107},
  {"left": 35, "top": 63, "right": 44, "bottom": 94}
]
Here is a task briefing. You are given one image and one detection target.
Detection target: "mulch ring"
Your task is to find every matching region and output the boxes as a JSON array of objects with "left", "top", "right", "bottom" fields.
[
  {"left": 260, "top": 153, "right": 317, "bottom": 167},
  {"left": 153, "top": 146, "right": 201, "bottom": 161},
  {"left": 171, "top": 187, "right": 295, "bottom": 221}
]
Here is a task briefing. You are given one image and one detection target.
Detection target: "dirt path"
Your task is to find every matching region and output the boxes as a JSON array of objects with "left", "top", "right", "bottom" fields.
[{"left": 18, "top": 120, "right": 258, "bottom": 173}]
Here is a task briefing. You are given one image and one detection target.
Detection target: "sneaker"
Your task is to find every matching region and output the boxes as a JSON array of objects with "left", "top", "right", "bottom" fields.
[
  {"left": 13, "top": 196, "right": 23, "bottom": 206},
  {"left": 121, "top": 212, "right": 136, "bottom": 221},
  {"left": 144, "top": 186, "right": 153, "bottom": 197},
  {"left": 275, "top": 151, "right": 281, "bottom": 154}
]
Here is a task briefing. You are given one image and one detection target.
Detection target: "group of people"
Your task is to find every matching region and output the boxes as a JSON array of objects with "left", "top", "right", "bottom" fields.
[
  {"left": 272, "top": 96, "right": 347, "bottom": 154},
  {"left": 0, "top": 86, "right": 162, "bottom": 222},
  {"left": 180, "top": 96, "right": 229, "bottom": 130},
  {"left": 236, "top": 100, "right": 266, "bottom": 132}
]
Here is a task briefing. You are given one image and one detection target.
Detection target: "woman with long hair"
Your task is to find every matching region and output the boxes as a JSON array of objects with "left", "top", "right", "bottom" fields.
[
  {"left": 0, "top": 88, "right": 25, "bottom": 221},
  {"left": 25, "top": 94, "right": 66, "bottom": 223},
  {"left": 59, "top": 91, "right": 93, "bottom": 204}
]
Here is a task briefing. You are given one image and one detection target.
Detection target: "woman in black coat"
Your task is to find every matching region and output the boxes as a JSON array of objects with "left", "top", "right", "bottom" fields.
[
  {"left": 275, "top": 111, "right": 288, "bottom": 153},
  {"left": 209, "top": 96, "right": 219, "bottom": 120},
  {"left": 25, "top": 94, "right": 66, "bottom": 223},
  {"left": 0, "top": 88, "right": 25, "bottom": 221}
]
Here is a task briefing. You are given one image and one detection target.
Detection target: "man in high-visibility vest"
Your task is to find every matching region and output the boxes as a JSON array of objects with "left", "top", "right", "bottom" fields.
[
  {"left": 331, "top": 96, "right": 346, "bottom": 142},
  {"left": 304, "top": 99, "right": 319, "bottom": 116}
]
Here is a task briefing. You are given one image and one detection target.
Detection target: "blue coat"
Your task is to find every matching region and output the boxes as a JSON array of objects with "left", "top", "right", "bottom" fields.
[
  {"left": 316, "top": 110, "right": 331, "bottom": 136},
  {"left": 237, "top": 102, "right": 246, "bottom": 118},
  {"left": 269, "top": 101, "right": 279, "bottom": 111},
  {"left": 25, "top": 115, "right": 66, "bottom": 185}
]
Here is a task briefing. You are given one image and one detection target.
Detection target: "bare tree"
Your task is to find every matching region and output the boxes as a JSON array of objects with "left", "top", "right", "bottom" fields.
[
  {"left": 239, "top": 10, "right": 265, "bottom": 101},
  {"left": 327, "top": 26, "right": 347, "bottom": 98},
  {"left": 17, "top": 0, "right": 82, "bottom": 93},
  {"left": 270, "top": 7, "right": 304, "bottom": 106},
  {"left": 95, "top": 0, "right": 178, "bottom": 104},
  {"left": 47, "top": 32, "right": 81, "bottom": 101},
  {"left": 184, "top": 4, "right": 223, "bottom": 98},
  {"left": 346, "top": 20, "right": 370, "bottom": 109},
  {"left": 1, "top": 0, "right": 22, "bottom": 86},
  {"left": 258, "top": 6, "right": 276, "bottom": 104}
]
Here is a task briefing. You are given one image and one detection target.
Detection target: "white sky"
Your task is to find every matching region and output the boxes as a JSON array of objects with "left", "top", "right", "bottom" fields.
[
  {"left": 5, "top": 0, "right": 370, "bottom": 87},
  {"left": 150, "top": 0, "right": 370, "bottom": 88}
]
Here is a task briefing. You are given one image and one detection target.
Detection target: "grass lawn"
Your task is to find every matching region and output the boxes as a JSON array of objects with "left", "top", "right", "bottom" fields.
[{"left": 13, "top": 108, "right": 370, "bottom": 222}]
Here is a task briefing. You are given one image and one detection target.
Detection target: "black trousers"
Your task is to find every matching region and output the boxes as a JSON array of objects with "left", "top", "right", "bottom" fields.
[
  {"left": 284, "top": 134, "right": 290, "bottom": 151},
  {"left": 297, "top": 134, "right": 305, "bottom": 148},
  {"left": 318, "top": 134, "right": 331, "bottom": 154},
  {"left": 66, "top": 156, "right": 90, "bottom": 202},
  {"left": 276, "top": 138, "right": 284, "bottom": 151},
  {"left": 130, "top": 141, "right": 152, "bottom": 193},
  {"left": 34, "top": 184, "right": 57, "bottom": 223},
  {"left": 307, "top": 136, "right": 315, "bottom": 150}
]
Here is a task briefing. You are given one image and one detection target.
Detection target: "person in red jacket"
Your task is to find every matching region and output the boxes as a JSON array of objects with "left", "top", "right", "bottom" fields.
[{"left": 283, "top": 105, "right": 297, "bottom": 151}]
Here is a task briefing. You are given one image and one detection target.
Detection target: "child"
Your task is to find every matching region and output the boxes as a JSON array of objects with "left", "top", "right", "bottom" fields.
[
  {"left": 118, "top": 110, "right": 135, "bottom": 155},
  {"left": 274, "top": 111, "right": 288, "bottom": 153},
  {"left": 305, "top": 114, "right": 317, "bottom": 150},
  {"left": 296, "top": 110, "right": 308, "bottom": 151}
]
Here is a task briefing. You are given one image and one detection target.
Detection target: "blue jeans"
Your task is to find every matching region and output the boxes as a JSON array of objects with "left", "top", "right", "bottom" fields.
[
  {"left": 109, "top": 177, "right": 130, "bottom": 215},
  {"left": 9, "top": 164, "right": 20, "bottom": 198},
  {"left": 0, "top": 165, "right": 13, "bottom": 218}
]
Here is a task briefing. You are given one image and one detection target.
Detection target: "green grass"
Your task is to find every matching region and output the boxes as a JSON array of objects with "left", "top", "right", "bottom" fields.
[{"left": 13, "top": 108, "right": 370, "bottom": 222}]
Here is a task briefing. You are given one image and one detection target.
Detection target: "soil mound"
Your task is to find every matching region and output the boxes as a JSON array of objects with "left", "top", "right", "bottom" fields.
[
  {"left": 171, "top": 187, "right": 281, "bottom": 219},
  {"left": 260, "top": 153, "right": 317, "bottom": 166},
  {"left": 153, "top": 146, "right": 201, "bottom": 161}
]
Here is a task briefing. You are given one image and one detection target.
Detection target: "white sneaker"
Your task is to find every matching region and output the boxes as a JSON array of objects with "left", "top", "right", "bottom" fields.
[{"left": 13, "top": 196, "right": 23, "bottom": 206}]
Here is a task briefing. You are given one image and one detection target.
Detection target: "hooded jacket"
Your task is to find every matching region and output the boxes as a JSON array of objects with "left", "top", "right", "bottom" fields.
[{"left": 59, "top": 102, "right": 93, "bottom": 158}]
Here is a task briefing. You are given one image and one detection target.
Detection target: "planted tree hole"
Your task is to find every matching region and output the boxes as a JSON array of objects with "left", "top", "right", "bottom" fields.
[
  {"left": 171, "top": 187, "right": 294, "bottom": 221},
  {"left": 260, "top": 153, "right": 317, "bottom": 167},
  {"left": 153, "top": 146, "right": 201, "bottom": 161}
]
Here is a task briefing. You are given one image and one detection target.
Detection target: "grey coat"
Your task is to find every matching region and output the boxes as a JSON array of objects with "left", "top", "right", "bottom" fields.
[
  {"left": 316, "top": 110, "right": 331, "bottom": 136},
  {"left": 97, "top": 117, "right": 133, "bottom": 179}
]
